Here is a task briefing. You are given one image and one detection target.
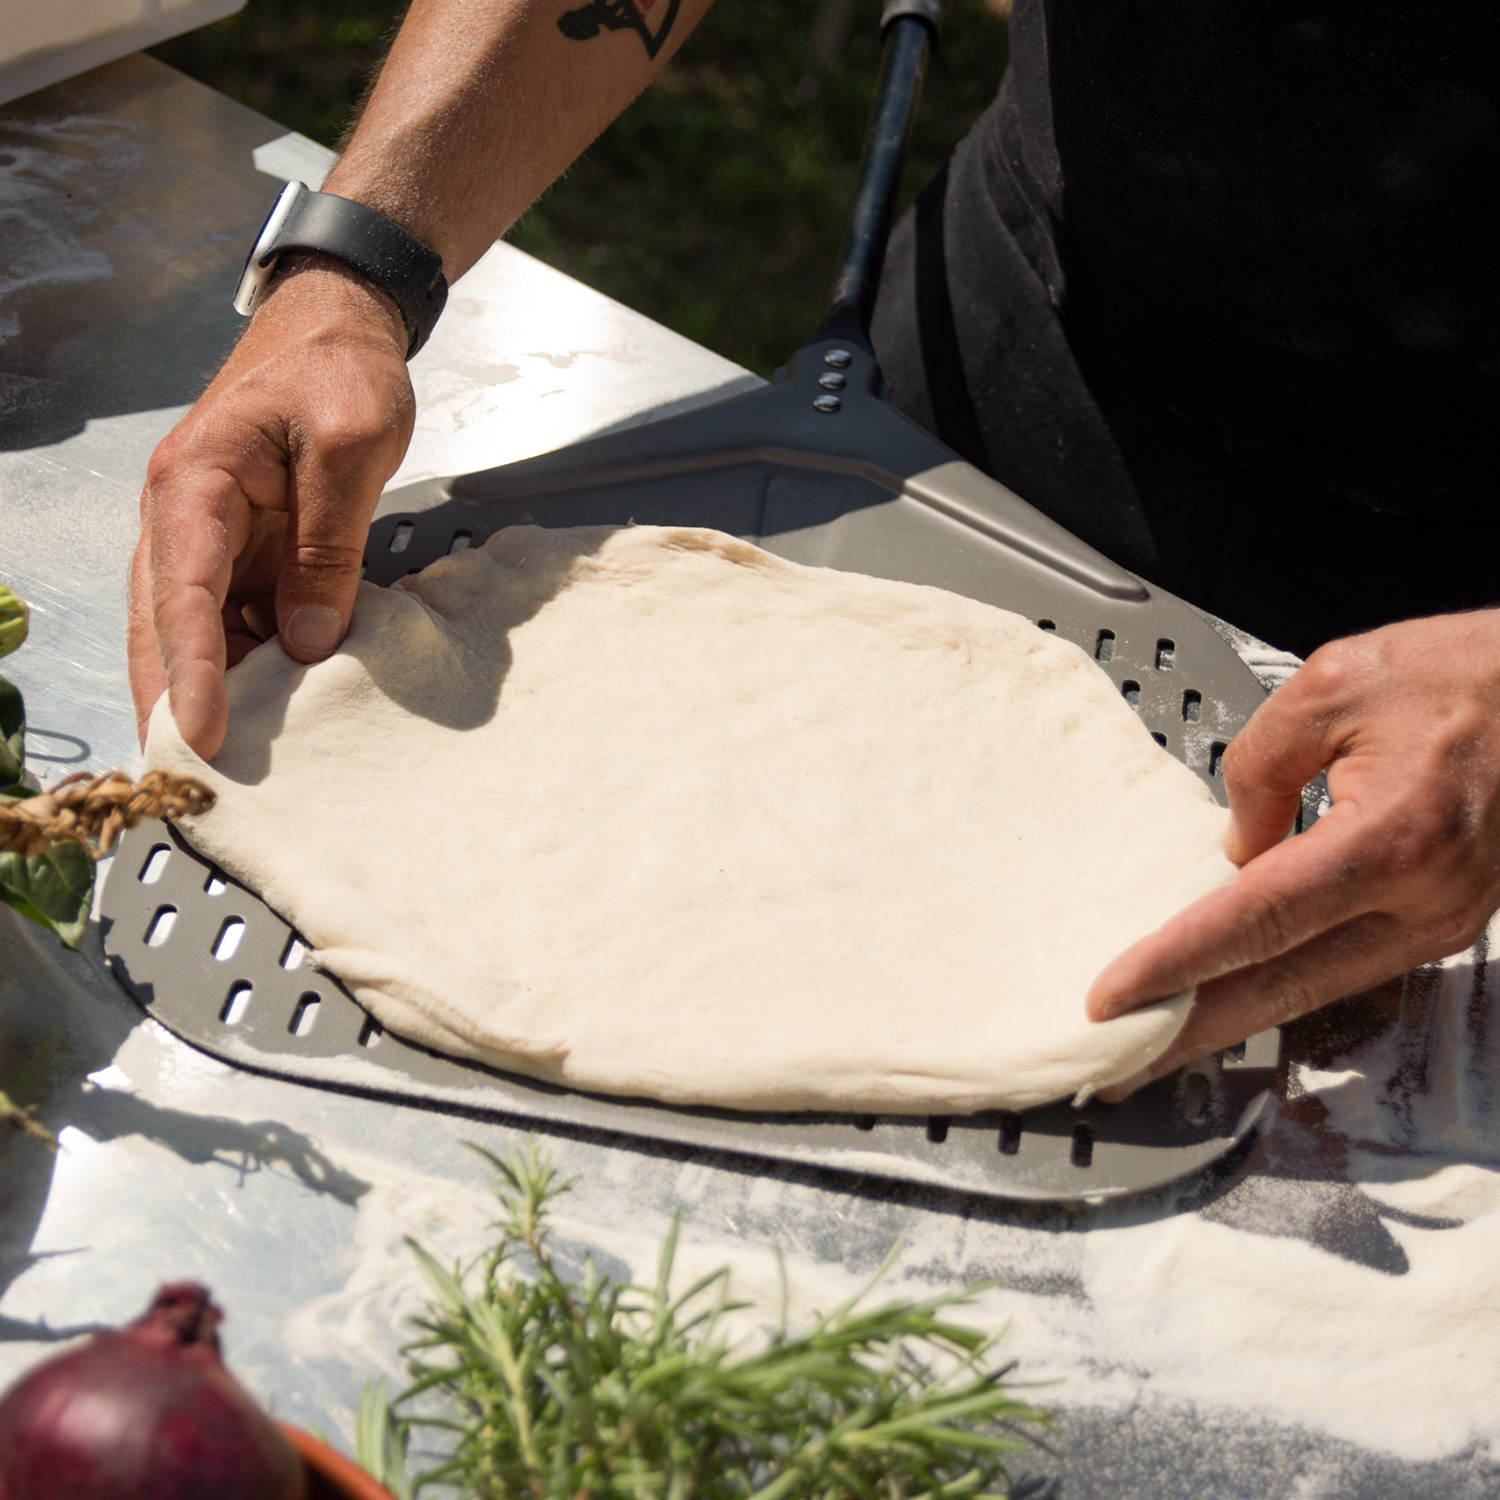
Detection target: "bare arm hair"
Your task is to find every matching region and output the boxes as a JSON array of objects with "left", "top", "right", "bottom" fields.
[{"left": 325, "top": 0, "right": 716, "bottom": 281}]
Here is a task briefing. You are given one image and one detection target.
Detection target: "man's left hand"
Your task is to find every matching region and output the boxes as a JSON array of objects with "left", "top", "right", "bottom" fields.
[{"left": 1087, "top": 610, "right": 1500, "bottom": 1097}]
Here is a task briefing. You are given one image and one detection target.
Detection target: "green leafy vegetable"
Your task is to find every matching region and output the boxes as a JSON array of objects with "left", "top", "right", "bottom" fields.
[
  {"left": 0, "top": 585, "right": 95, "bottom": 949},
  {"left": 358, "top": 1143, "right": 1051, "bottom": 1498},
  {"left": 0, "top": 842, "right": 94, "bottom": 950},
  {"left": 0, "top": 585, "right": 27, "bottom": 661},
  {"left": 0, "top": 674, "right": 25, "bottom": 792}
]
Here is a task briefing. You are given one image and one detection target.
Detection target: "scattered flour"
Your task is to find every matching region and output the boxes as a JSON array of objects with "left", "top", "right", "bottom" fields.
[
  {"left": 1049, "top": 936, "right": 1500, "bottom": 1464},
  {"left": 1076, "top": 1164, "right": 1500, "bottom": 1462},
  {"left": 280, "top": 1154, "right": 500, "bottom": 1380}
]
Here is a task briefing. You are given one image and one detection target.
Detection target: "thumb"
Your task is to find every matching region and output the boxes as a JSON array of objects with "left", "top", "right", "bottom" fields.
[{"left": 275, "top": 414, "right": 404, "bottom": 664}]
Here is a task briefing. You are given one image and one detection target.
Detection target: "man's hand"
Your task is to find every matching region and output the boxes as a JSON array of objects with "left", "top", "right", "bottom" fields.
[
  {"left": 129, "top": 263, "right": 414, "bottom": 758},
  {"left": 129, "top": 0, "right": 720, "bottom": 758},
  {"left": 1087, "top": 611, "right": 1500, "bottom": 1096}
]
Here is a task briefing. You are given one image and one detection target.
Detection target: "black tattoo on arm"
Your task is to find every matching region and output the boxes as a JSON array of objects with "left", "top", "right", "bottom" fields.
[{"left": 557, "top": 0, "right": 682, "bottom": 60}]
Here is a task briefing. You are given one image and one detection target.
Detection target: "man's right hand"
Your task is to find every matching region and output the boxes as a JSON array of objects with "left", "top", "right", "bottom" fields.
[{"left": 129, "top": 261, "right": 416, "bottom": 760}]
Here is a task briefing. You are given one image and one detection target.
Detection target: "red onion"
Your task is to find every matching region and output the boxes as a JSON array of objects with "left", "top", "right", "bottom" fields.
[{"left": 0, "top": 1282, "right": 307, "bottom": 1500}]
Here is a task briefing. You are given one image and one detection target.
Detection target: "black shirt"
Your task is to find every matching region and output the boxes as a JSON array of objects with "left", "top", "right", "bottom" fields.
[
  {"left": 871, "top": 0, "right": 1500, "bottom": 651},
  {"left": 1038, "top": 0, "right": 1500, "bottom": 514}
]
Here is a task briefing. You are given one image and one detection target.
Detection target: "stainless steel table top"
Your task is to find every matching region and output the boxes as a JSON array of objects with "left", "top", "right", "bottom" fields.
[{"left": 3, "top": 53, "right": 1499, "bottom": 1499}]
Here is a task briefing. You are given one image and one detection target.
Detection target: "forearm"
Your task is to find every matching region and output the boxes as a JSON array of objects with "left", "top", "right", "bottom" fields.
[{"left": 325, "top": 0, "right": 714, "bottom": 281}]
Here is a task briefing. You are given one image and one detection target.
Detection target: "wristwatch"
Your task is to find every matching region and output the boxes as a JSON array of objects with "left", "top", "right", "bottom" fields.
[{"left": 233, "top": 181, "right": 448, "bottom": 358}]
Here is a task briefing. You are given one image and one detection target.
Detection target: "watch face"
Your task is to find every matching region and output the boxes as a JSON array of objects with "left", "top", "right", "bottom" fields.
[{"left": 232, "top": 180, "right": 306, "bottom": 317}]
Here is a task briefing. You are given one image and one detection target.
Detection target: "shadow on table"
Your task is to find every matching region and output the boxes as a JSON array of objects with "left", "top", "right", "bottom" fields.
[
  {"left": 0, "top": 903, "right": 369, "bottom": 1346},
  {"left": 65, "top": 1085, "right": 369, "bottom": 1205}
]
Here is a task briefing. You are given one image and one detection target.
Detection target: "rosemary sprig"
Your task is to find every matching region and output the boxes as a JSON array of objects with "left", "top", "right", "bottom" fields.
[{"left": 359, "top": 1143, "right": 1052, "bottom": 1498}]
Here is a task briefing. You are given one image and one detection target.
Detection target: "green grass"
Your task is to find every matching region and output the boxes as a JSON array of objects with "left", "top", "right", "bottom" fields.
[{"left": 152, "top": 0, "right": 1008, "bottom": 374}]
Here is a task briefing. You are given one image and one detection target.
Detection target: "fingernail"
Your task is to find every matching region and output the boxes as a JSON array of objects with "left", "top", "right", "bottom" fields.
[
  {"left": 1098, "top": 998, "right": 1134, "bottom": 1021},
  {"left": 285, "top": 606, "right": 343, "bottom": 659}
]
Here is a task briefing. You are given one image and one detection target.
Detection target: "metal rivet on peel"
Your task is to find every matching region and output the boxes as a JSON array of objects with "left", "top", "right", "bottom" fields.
[
  {"left": 813, "top": 394, "right": 842, "bottom": 413},
  {"left": 818, "top": 371, "right": 846, "bottom": 390},
  {"left": 824, "top": 349, "right": 853, "bottom": 368}
]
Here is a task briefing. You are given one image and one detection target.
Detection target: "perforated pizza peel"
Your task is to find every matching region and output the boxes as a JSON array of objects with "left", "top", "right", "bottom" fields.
[{"left": 99, "top": 3, "right": 1286, "bottom": 1201}]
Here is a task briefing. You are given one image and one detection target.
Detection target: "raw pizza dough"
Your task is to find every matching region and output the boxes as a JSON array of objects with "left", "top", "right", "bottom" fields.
[{"left": 146, "top": 525, "right": 1236, "bottom": 1113}]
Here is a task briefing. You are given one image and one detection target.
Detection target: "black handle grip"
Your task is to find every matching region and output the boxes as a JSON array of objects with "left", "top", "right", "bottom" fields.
[{"left": 826, "top": 4, "right": 942, "bottom": 341}]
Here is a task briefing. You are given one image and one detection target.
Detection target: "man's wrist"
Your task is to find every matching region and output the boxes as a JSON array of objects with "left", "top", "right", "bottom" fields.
[
  {"left": 255, "top": 257, "right": 411, "bottom": 355},
  {"left": 235, "top": 182, "right": 448, "bottom": 356}
]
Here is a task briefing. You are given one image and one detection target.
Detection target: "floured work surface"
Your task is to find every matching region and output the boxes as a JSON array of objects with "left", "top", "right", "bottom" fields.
[{"left": 145, "top": 525, "right": 1236, "bottom": 1115}]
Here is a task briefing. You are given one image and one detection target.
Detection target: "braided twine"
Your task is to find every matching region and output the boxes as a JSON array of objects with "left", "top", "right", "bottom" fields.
[{"left": 0, "top": 769, "right": 215, "bottom": 859}]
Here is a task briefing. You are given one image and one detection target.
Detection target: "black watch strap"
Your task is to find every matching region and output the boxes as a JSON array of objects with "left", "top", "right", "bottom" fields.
[{"left": 234, "top": 181, "right": 448, "bottom": 358}]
